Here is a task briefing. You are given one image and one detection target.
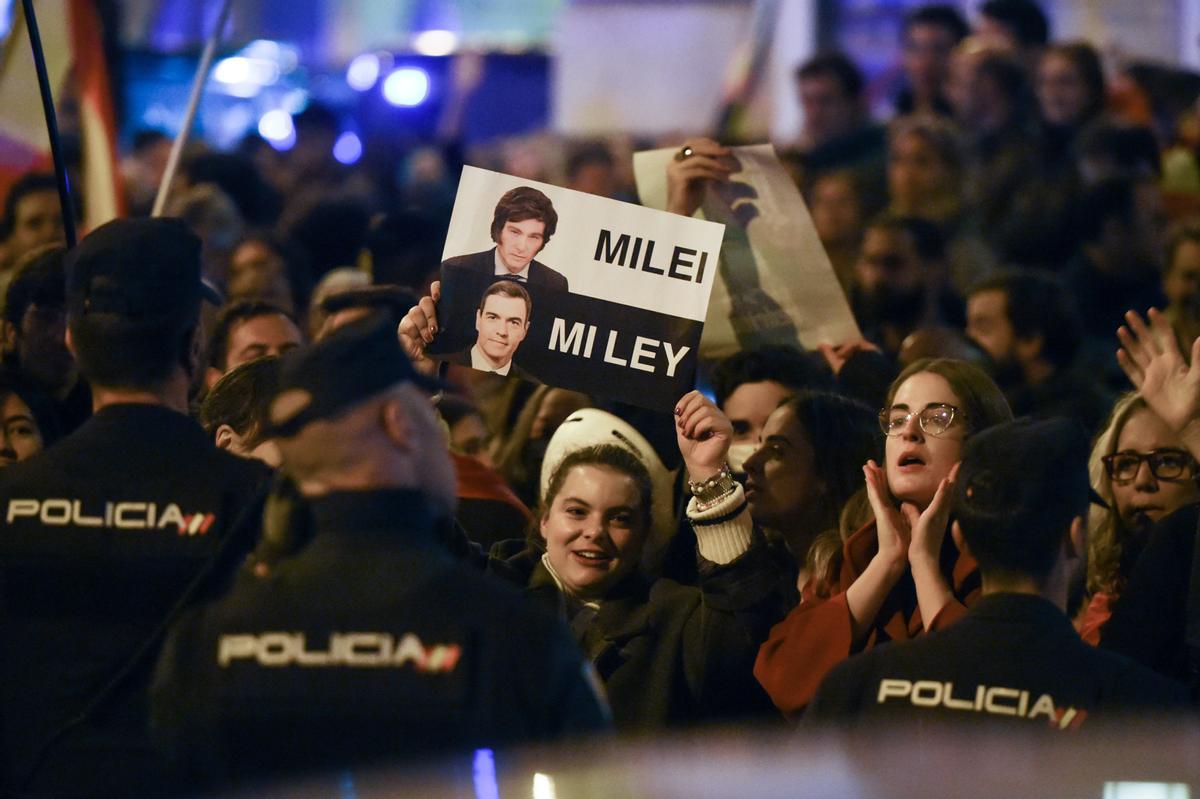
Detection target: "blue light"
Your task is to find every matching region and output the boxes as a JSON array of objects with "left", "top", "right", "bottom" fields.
[
  {"left": 346, "top": 53, "right": 381, "bottom": 91},
  {"left": 382, "top": 67, "right": 430, "bottom": 107},
  {"left": 333, "top": 132, "right": 363, "bottom": 165},
  {"left": 472, "top": 749, "right": 499, "bottom": 799},
  {"left": 258, "top": 109, "right": 296, "bottom": 151}
]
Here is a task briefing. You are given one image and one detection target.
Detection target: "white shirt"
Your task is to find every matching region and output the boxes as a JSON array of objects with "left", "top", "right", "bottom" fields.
[
  {"left": 470, "top": 343, "right": 512, "bottom": 375},
  {"left": 493, "top": 250, "right": 530, "bottom": 282}
]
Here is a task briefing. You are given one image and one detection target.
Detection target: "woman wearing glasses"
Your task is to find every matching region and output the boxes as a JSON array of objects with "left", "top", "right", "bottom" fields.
[
  {"left": 755, "top": 358, "right": 1012, "bottom": 717},
  {"left": 1077, "top": 394, "right": 1200, "bottom": 644}
]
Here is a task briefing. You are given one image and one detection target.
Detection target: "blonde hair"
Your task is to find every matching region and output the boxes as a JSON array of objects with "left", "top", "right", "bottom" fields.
[{"left": 1086, "top": 392, "right": 1147, "bottom": 594}]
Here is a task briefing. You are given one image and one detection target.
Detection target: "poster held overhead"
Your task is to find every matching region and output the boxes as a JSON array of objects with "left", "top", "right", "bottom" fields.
[
  {"left": 431, "top": 166, "right": 725, "bottom": 411},
  {"left": 634, "top": 144, "right": 860, "bottom": 360}
]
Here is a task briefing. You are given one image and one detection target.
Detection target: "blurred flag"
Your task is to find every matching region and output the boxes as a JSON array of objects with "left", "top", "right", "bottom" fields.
[{"left": 0, "top": 0, "right": 124, "bottom": 229}]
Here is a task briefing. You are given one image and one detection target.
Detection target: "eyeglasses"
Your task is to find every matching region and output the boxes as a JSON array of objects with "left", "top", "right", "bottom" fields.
[
  {"left": 878, "top": 404, "right": 965, "bottom": 437},
  {"left": 1101, "top": 449, "right": 1198, "bottom": 484}
]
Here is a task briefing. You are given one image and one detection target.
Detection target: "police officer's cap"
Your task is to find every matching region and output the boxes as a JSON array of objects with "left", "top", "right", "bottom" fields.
[
  {"left": 953, "top": 417, "right": 1102, "bottom": 524},
  {"left": 264, "top": 313, "right": 443, "bottom": 439},
  {"left": 66, "top": 218, "right": 221, "bottom": 330}
]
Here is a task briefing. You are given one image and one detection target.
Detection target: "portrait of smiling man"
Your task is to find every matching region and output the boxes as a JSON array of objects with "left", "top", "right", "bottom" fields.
[
  {"left": 440, "top": 186, "right": 569, "bottom": 292},
  {"left": 445, "top": 280, "right": 540, "bottom": 382}
]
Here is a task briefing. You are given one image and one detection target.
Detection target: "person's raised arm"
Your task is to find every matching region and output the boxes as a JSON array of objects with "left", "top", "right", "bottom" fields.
[
  {"left": 1117, "top": 308, "right": 1200, "bottom": 461},
  {"left": 665, "top": 138, "right": 733, "bottom": 218},
  {"left": 397, "top": 280, "right": 441, "bottom": 377},
  {"left": 905, "top": 464, "right": 959, "bottom": 631},
  {"left": 675, "top": 390, "right": 750, "bottom": 565}
]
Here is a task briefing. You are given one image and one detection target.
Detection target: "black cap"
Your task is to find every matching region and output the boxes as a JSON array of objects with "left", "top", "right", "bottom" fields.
[
  {"left": 954, "top": 417, "right": 1098, "bottom": 523},
  {"left": 264, "top": 313, "right": 443, "bottom": 439},
  {"left": 66, "top": 218, "right": 220, "bottom": 330}
]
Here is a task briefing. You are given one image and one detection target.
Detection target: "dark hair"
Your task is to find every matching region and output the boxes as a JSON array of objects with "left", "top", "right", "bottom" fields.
[
  {"left": 1074, "top": 176, "right": 1141, "bottom": 245},
  {"left": 182, "top": 152, "right": 281, "bottom": 227},
  {"left": 0, "top": 373, "right": 62, "bottom": 448},
  {"left": 2, "top": 173, "right": 58, "bottom": 240},
  {"left": 199, "top": 356, "right": 282, "bottom": 448},
  {"left": 980, "top": 0, "right": 1050, "bottom": 48},
  {"left": 321, "top": 285, "right": 416, "bottom": 326},
  {"left": 780, "top": 390, "right": 882, "bottom": 531},
  {"left": 903, "top": 5, "right": 969, "bottom": 42},
  {"left": 968, "top": 270, "right": 1083, "bottom": 371},
  {"left": 795, "top": 52, "right": 864, "bottom": 99},
  {"left": 70, "top": 317, "right": 195, "bottom": 390},
  {"left": 476, "top": 280, "right": 532, "bottom": 323},
  {"left": 292, "top": 102, "right": 340, "bottom": 134},
  {"left": 975, "top": 52, "right": 1033, "bottom": 122},
  {"left": 366, "top": 210, "right": 450, "bottom": 290},
  {"left": 867, "top": 212, "right": 947, "bottom": 261},
  {"left": 1040, "top": 42, "right": 1106, "bottom": 123},
  {"left": 285, "top": 199, "right": 371, "bottom": 279},
  {"left": 131, "top": 129, "right": 170, "bottom": 155},
  {"left": 539, "top": 444, "right": 653, "bottom": 533},
  {"left": 1167, "top": 221, "right": 1200, "bottom": 275},
  {"left": 884, "top": 357, "right": 1013, "bottom": 435},
  {"left": 437, "top": 393, "right": 483, "bottom": 428},
  {"left": 710, "top": 346, "right": 832, "bottom": 409},
  {"left": 489, "top": 187, "right": 558, "bottom": 249},
  {"left": 4, "top": 245, "right": 66, "bottom": 326},
  {"left": 208, "top": 299, "right": 297, "bottom": 371},
  {"left": 566, "top": 142, "right": 615, "bottom": 181}
]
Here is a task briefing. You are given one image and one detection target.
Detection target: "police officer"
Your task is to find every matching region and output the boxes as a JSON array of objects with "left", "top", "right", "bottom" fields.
[
  {"left": 806, "top": 418, "right": 1187, "bottom": 729},
  {"left": 151, "top": 315, "right": 610, "bottom": 790},
  {"left": 0, "top": 218, "right": 270, "bottom": 796}
]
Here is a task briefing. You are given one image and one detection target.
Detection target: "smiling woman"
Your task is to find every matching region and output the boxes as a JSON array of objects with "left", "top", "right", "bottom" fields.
[{"left": 485, "top": 404, "right": 788, "bottom": 730}]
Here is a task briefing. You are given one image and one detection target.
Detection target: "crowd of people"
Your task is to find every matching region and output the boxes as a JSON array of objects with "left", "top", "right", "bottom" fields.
[{"left": 1, "top": 0, "right": 1200, "bottom": 794}]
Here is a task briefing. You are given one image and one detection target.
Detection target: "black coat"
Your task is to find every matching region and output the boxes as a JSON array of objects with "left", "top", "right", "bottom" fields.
[
  {"left": 488, "top": 540, "right": 783, "bottom": 730},
  {"left": 807, "top": 593, "right": 1187, "bottom": 729},
  {"left": 0, "top": 403, "right": 270, "bottom": 797},
  {"left": 441, "top": 247, "right": 569, "bottom": 293},
  {"left": 152, "top": 490, "right": 609, "bottom": 790}
]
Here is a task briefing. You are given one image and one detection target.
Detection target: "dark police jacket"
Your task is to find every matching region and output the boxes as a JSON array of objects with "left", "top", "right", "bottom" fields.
[
  {"left": 151, "top": 490, "right": 610, "bottom": 789},
  {"left": 806, "top": 593, "right": 1187, "bottom": 729},
  {"left": 0, "top": 403, "right": 269, "bottom": 797}
]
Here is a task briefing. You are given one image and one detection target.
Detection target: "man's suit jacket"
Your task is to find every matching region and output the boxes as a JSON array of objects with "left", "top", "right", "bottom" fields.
[
  {"left": 440, "top": 248, "right": 569, "bottom": 293},
  {"left": 442, "top": 347, "right": 541, "bottom": 384}
]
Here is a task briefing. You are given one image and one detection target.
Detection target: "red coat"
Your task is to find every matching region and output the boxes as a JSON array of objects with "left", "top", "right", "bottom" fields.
[{"left": 753, "top": 519, "right": 980, "bottom": 718}]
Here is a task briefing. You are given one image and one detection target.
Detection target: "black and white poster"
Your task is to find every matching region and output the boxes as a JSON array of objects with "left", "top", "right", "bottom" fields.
[{"left": 429, "top": 166, "right": 725, "bottom": 410}]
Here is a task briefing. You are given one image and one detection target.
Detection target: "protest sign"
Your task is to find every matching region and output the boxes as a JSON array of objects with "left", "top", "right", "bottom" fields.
[
  {"left": 429, "top": 166, "right": 725, "bottom": 410},
  {"left": 634, "top": 144, "right": 860, "bottom": 360}
]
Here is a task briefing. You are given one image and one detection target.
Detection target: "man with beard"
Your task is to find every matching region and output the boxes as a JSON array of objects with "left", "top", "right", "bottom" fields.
[
  {"left": 851, "top": 214, "right": 961, "bottom": 358},
  {"left": 966, "top": 270, "right": 1111, "bottom": 435}
]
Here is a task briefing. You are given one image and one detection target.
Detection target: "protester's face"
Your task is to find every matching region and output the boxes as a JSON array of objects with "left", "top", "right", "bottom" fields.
[
  {"left": 723, "top": 380, "right": 794, "bottom": 448},
  {"left": 888, "top": 131, "right": 954, "bottom": 211},
  {"left": 496, "top": 218, "right": 546, "bottom": 273},
  {"left": 742, "top": 405, "right": 821, "bottom": 531},
  {"left": 0, "top": 392, "right": 43, "bottom": 465},
  {"left": 16, "top": 303, "right": 75, "bottom": 394},
  {"left": 1037, "top": 52, "right": 1090, "bottom": 127},
  {"left": 541, "top": 464, "right": 647, "bottom": 600},
  {"left": 530, "top": 389, "right": 590, "bottom": 441},
  {"left": 966, "top": 289, "right": 1017, "bottom": 366},
  {"left": 7, "top": 190, "right": 64, "bottom": 259},
  {"left": 474, "top": 294, "right": 529, "bottom": 367},
  {"left": 449, "top": 412, "right": 493, "bottom": 468},
  {"left": 225, "top": 314, "right": 302, "bottom": 371},
  {"left": 799, "top": 75, "right": 859, "bottom": 146},
  {"left": 855, "top": 227, "right": 922, "bottom": 295},
  {"left": 885, "top": 371, "right": 966, "bottom": 508},
  {"left": 1110, "top": 408, "right": 1200, "bottom": 533},
  {"left": 903, "top": 22, "right": 957, "bottom": 100},
  {"left": 974, "top": 17, "right": 1019, "bottom": 53},
  {"left": 228, "top": 240, "right": 293, "bottom": 313},
  {"left": 1165, "top": 240, "right": 1200, "bottom": 310},
  {"left": 810, "top": 174, "right": 862, "bottom": 246}
]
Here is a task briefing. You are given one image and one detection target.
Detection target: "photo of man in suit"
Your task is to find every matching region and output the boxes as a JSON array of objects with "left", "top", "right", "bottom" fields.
[
  {"left": 443, "top": 280, "right": 539, "bottom": 381},
  {"left": 440, "top": 186, "right": 569, "bottom": 292}
]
